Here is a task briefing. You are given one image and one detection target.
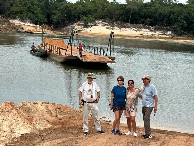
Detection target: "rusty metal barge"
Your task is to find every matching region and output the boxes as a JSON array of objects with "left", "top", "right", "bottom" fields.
[{"left": 38, "top": 38, "right": 115, "bottom": 65}]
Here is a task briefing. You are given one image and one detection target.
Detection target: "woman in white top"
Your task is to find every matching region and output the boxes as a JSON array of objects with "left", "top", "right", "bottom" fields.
[{"left": 125, "top": 80, "right": 140, "bottom": 137}]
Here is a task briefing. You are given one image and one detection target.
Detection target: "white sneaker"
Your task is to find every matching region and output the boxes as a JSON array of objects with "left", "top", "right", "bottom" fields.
[
  {"left": 133, "top": 132, "right": 137, "bottom": 137},
  {"left": 125, "top": 131, "right": 132, "bottom": 135}
]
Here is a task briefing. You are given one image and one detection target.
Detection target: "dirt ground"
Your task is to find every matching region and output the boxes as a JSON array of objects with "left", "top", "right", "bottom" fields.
[
  {"left": 6, "top": 122, "right": 194, "bottom": 146},
  {"left": 2, "top": 102, "right": 193, "bottom": 146}
]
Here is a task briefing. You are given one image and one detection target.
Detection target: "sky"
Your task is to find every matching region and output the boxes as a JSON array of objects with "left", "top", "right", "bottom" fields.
[{"left": 67, "top": 0, "right": 187, "bottom": 4}]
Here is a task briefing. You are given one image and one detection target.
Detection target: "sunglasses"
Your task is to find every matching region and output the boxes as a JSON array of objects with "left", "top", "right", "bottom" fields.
[
  {"left": 128, "top": 82, "right": 134, "bottom": 85},
  {"left": 117, "top": 80, "right": 123, "bottom": 81},
  {"left": 143, "top": 78, "right": 150, "bottom": 80}
]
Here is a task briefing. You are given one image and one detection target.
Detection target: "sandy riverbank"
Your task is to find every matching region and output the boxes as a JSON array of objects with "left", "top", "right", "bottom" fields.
[
  {"left": 7, "top": 19, "right": 194, "bottom": 44},
  {"left": 74, "top": 21, "right": 194, "bottom": 44},
  {"left": 9, "top": 19, "right": 58, "bottom": 34},
  {"left": 1, "top": 101, "right": 194, "bottom": 146}
]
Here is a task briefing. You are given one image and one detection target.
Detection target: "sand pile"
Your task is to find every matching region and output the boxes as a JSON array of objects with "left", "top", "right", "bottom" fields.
[
  {"left": 0, "top": 101, "right": 82, "bottom": 145},
  {"left": 0, "top": 101, "right": 194, "bottom": 146}
]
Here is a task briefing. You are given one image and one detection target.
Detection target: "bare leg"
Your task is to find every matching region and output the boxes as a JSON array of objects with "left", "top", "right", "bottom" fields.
[
  {"left": 113, "top": 110, "right": 123, "bottom": 130},
  {"left": 131, "top": 116, "right": 136, "bottom": 132},
  {"left": 116, "top": 110, "right": 123, "bottom": 130},
  {"left": 113, "top": 110, "right": 120, "bottom": 130},
  {"left": 127, "top": 117, "right": 132, "bottom": 131}
]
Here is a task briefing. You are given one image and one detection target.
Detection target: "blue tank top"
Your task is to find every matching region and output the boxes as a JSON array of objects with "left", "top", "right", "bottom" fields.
[{"left": 111, "top": 85, "right": 126, "bottom": 106}]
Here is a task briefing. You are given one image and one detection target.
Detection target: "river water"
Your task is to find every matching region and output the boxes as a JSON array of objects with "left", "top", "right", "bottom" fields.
[{"left": 0, "top": 33, "right": 194, "bottom": 134}]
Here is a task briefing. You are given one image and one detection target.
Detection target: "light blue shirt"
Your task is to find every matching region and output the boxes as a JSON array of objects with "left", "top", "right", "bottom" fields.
[{"left": 142, "top": 84, "right": 157, "bottom": 107}]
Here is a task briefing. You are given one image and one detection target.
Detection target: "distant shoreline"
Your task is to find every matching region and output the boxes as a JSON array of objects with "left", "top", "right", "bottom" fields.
[
  {"left": 6, "top": 19, "right": 194, "bottom": 45},
  {"left": 78, "top": 30, "right": 194, "bottom": 44}
]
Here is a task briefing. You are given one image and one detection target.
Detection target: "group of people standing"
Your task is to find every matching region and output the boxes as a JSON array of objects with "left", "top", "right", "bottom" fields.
[
  {"left": 78, "top": 73, "right": 158, "bottom": 139},
  {"left": 110, "top": 75, "right": 158, "bottom": 139}
]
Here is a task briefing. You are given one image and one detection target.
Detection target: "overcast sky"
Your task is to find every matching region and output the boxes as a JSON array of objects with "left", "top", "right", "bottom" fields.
[{"left": 67, "top": 0, "right": 187, "bottom": 4}]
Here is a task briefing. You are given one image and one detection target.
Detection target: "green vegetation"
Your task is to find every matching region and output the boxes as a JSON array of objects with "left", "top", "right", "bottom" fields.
[{"left": 0, "top": 0, "right": 193, "bottom": 37}]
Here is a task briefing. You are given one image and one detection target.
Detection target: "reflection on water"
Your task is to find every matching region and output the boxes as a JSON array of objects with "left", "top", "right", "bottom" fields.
[
  {"left": 59, "top": 62, "right": 113, "bottom": 71},
  {"left": 115, "top": 38, "right": 194, "bottom": 53},
  {"left": 78, "top": 35, "right": 194, "bottom": 53},
  {"left": 0, "top": 33, "right": 23, "bottom": 45},
  {"left": 0, "top": 33, "right": 194, "bottom": 134}
]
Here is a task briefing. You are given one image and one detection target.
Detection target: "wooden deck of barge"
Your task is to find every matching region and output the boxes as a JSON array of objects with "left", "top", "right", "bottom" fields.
[{"left": 38, "top": 38, "right": 115, "bottom": 64}]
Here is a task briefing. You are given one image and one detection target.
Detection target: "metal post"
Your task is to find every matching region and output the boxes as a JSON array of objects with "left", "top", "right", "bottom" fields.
[
  {"left": 70, "top": 29, "right": 74, "bottom": 56},
  {"left": 112, "top": 34, "right": 114, "bottom": 51},
  {"left": 70, "top": 37, "right": 72, "bottom": 55},
  {"left": 109, "top": 38, "right": 111, "bottom": 56},
  {"left": 42, "top": 25, "right": 44, "bottom": 45},
  {"left": 109, "top": 31, "right": 114, "bottom": 56}
]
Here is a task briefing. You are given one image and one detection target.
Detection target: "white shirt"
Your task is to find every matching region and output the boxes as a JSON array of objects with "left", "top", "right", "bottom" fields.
[{"left": 79, "top": 81, "right": 100, "bottom": 102}]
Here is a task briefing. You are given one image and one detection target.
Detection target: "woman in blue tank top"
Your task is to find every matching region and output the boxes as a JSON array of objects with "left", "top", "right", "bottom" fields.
[{"left": 110, "top": 76, "right": 126, "bottom": 135}]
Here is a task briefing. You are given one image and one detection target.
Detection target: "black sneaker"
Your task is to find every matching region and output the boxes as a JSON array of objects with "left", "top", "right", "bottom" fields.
[
  {"left": 111, "top": 129, "right": 116, "bottom": 134},
  {"left": 83, "top": 132, "right": 88, "bottom": 135},
  {"left": 142, "top": 134, "right": 146, "bottom": 137},
  {"left": 144, "top": 135, "right": 152, "bottom": 139},
  {"left": 97, "top": 130, "right": 105, "bottom": 134},
  {"left": 116, "top": 130, "right": 122, "bottom": 135}
]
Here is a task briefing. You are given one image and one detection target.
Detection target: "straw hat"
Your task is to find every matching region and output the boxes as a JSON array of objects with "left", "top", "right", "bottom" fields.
[
  {"left": 87, "top": 73, "right": 96, "bottom": 79},
  {"left": 141, "top": 74, "right": 151, "bottom": 80}
]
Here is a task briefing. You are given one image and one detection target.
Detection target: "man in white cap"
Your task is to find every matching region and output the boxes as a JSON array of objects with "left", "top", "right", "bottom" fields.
[
  {"left": 78, "top": 73, "right": 105, "bottom": 135},
  {"left": 140, "top": 74, "right": 158, "bottom": 139}
]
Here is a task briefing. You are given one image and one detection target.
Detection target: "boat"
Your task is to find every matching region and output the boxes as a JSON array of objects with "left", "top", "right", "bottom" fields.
[
  {"left": 36, "top": 29, "right": 115, "bottom": 66},
  {"left": 30, "top": 49, "right": 47, "bottom": 57},
  {"left": 38, "top": 38, "right": 115, "bottom": 65}
]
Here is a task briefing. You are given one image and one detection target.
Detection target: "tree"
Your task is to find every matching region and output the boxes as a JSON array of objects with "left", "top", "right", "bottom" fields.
[
  {"left": 126, "top": 0, "right": 143, "bottom": 24},
  {"left": 187, "top": 0, "right": 194, "bottom": 4}
]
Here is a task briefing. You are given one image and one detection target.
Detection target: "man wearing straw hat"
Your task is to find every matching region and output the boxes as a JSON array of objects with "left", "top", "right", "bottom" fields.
[
  {"left": 140, "top": 74, "right": 158, "bottom": 139},
  {"left": 78, "top": 73, "right": 105, "bottom": 135}
]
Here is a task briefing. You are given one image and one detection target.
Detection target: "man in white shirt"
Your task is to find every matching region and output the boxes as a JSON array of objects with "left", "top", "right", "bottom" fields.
[{"left": 78, "top": 73, "right": 105, "bottom": 135}]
